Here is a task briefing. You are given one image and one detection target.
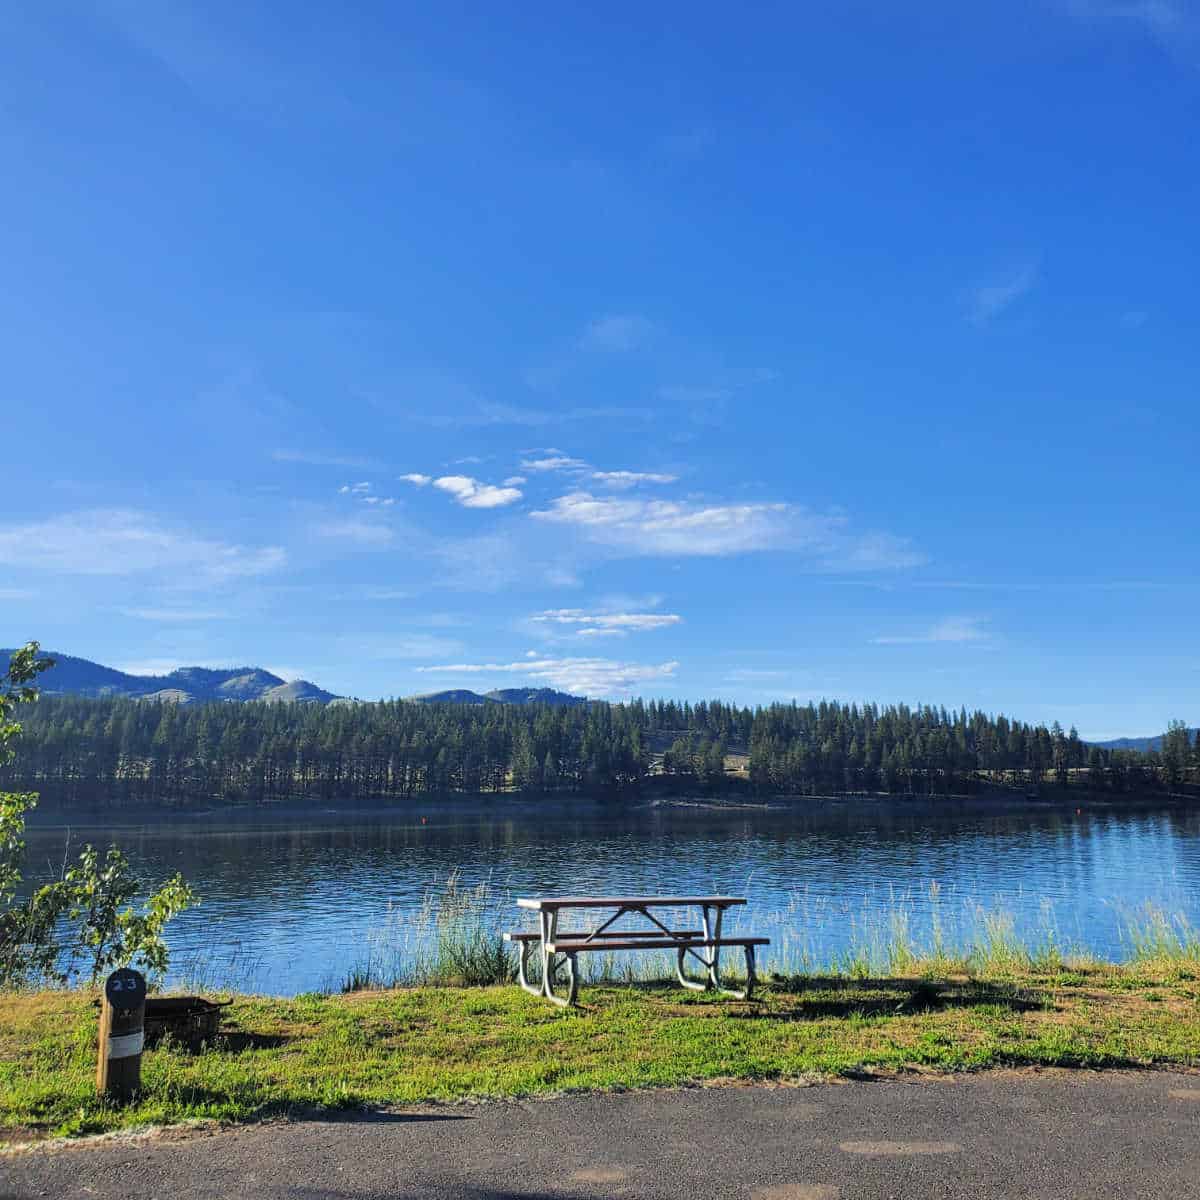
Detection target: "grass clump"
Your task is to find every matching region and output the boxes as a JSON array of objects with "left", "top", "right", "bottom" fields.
[
  {"left": 1120, "top": 904, "right": 1200, "bottom": 964},
  {"left": 339, "top": 872, "right": 513, "bottom": 992}
]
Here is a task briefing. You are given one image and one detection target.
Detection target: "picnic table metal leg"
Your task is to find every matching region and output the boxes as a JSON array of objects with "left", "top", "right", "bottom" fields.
[
  {"left": 711, "top": 942, "right": 756, "bottom": 1000},
  {"left": 674, "top": 905, "right": 757, "bottom": 999},
  {"left": 677, "top": 903, "right": 719, "bottom": 993},
  {"left": 707, "top": 905, "right": 724, "bottom": 989},
  {"left": 536, "top": 909, "right": 578, "bottom": 1006},
  {"left": 675, "top": 946, "right": 707, "bottom": 991},
  {"left": 516, "top": 939, "right": 541, "bottom": 996},
  {"left": 542, "top": 950, "right": 578, "bottom": 1007},
  {"left": 538, "top": 910, "right": 555, "bottom": 997}
]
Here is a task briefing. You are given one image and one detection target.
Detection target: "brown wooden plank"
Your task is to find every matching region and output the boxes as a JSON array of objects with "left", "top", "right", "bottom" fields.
[
  {"left": 504, "top": 929, "right": 703, "bottom": 942},
  {"left": 516, "top": 896, "right": 747, "bottom": 911},
  {"left": 547, "top": 936, "right": 770, "bottom": 952}
]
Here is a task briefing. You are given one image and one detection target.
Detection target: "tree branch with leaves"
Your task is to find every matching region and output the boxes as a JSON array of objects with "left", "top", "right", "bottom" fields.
[{"left": 1, "top": 642, "right": 196, "bottom": 987}]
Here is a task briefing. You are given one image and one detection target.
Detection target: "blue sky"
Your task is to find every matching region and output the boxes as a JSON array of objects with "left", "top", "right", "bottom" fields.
[{"left": 1, "top": 2, "right": 1196, "bottom": 738}]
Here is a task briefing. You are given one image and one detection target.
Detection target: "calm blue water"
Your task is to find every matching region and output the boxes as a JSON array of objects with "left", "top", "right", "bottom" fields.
[{"left": 23, "top": 799, "right": 1200, "bottom": 993}]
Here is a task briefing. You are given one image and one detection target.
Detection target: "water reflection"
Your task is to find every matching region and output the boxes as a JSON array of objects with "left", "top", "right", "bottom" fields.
[{"left": 23, "top": 800, "right": 1200, "bottom": 994}]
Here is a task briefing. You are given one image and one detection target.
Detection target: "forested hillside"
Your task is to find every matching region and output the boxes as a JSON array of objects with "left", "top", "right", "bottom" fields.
[{"left": 2, "top": 695, "right": 1192, "bottom": 809}]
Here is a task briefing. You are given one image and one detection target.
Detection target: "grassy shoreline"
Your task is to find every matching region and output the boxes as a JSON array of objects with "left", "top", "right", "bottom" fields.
[{"left": 4, "top": 957, "right": 1199, "bottom": 1146}]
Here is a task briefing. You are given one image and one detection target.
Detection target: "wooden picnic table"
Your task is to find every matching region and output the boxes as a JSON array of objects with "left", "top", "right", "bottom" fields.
[{"left": 504, "top": 895, "right": 768, "bottom": 1006}]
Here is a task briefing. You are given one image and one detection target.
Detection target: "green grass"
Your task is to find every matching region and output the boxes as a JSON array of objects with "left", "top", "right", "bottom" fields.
[{"left": 4, "top": 956, "right": 1200, "bottom": 1145}]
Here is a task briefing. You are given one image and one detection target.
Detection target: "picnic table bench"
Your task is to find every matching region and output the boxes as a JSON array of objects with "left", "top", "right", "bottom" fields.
[{"left": 504, "top": 895, "right": 769, "bottom": 1006}]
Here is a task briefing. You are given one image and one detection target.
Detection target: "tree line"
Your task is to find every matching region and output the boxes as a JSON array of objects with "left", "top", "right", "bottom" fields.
[{"left": 2, "top": 692, "right": 1194, "bottom": 808}]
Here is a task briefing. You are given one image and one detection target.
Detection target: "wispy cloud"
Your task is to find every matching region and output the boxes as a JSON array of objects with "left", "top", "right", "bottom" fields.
[
  {"left": 530, "top": 609, "right": 683, "bottom": 637},
  {"left": 826, "top": 533, "right": 927, "bottom": 572},
  {"left": 433, "top": 476, "right": 523, "bottom": 509},
  {"left": 399, "top": 473, "right": 431, "bottom": 486},
  {"left": 590, "top": 471, "right": 678, "bottom": 489},
  {"left": 339, "top": 481, "right": 396, "bottom": 506},
  {"left": 531, "top": 492, "right": 792, "bottom": 556},
  {"left": 119, "top": 607, "right": 233, "bottom": 622},
  {"left": 312, "top": 518, "right": 395, "bottom": 546},
  {"left": 0, "top": 510, "right": 285, "bottom": 579},
  {"left": 416, "top": 655, "right": 679, "bottom": 697},
  {"left": 530, "top": 491, "right": 924, "bottom": 567},
  {"left": 873, "top": 616, "right": 992, "bottom": 645},
  {"left": 579, "top": 313, "right": 653, "bottom": 352},
  {"left": 411, "top": 401, "right": 653, "bottom": 429},
  {"left": 723, "top": 668, "right": 790, "bottom": 682},
  {"left": 502, "top": 475, "right": 527, "bottom": 486},
  {"left": 347, "top": 633, "right": 465, "bottom": 659},
  {"left": 966, "top": 261, "right": 1039, "bottom": 324},
  {"left": 273, "top": 449, "right": 378, "bottom": 469},
  {"left": 436, "top": 533, "right": 526, "bottom": 591},
  {"left": 520, "top": 455, "right": 590, "bottom": 473}
]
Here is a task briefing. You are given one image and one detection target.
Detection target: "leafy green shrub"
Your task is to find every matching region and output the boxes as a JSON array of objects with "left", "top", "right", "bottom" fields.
[{"left": 0, "top": 642, "right": 196, "bottom": 987}]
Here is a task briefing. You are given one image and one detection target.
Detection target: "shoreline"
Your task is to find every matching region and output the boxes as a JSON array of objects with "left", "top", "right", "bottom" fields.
[{"left": 20, "top": 784, "right": 1195, "bottom": 831}]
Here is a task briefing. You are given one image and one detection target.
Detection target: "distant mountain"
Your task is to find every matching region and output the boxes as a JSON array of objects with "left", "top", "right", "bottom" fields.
[
  {"left": 484, "top": 687, "right": 587, "bottom": 707},
  {"left": 0, "top": 650, "right": 339, "bottom": 705},
  {"left": 1088, "top": 729, "right": 1198, "bottom": 753},
  {"left": 409, "top": 687, "right": 587, "bottom": 707},
  {"left": 408, "top": 689, "right": 496, "bottom": 705}
]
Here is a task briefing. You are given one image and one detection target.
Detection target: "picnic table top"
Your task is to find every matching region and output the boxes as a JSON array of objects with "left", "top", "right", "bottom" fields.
[{"left": 516, "top": 895, "right": 747, "bottom": 911}]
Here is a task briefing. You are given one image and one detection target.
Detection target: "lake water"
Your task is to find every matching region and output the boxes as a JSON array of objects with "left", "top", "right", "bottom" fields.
[{"left": 23, "top": 799, "right": 1200, "bottom": 994}]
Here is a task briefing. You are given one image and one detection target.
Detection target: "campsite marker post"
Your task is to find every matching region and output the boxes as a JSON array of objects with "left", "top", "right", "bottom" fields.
[{"left": 97, "top": 967, "right": 147, "bottom": 1102}]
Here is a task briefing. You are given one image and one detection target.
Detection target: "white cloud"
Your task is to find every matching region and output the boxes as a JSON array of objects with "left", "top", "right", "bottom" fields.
[
  {"left": 580, "top": 314, "right": 653, "bottom": 352},
  {"left": 502, "top": 475, "right": 527, "bottom": 486},
  {"left": 531, "top": 491, "right": 797, "bottom": 556},
  {"left": 520, "top": 455, "right": 589, "bottom": 473},
  {"left": 966, "top": 262, "right": 1039, "bottom": 324},
  {"left": 312, "top": 518, "right": 395, "bottom": 546},
  {"left": 590, "top": 470, "right": 678, "bottom": 489},
  {"left": 433, "top": 476, "right": 523, "bottom": 508},
  {"left": 415, "top": 655, "right": 679, "bottom": 697},
  {"left": 873, "top": 616, "right": 992, "bottom": 645},
  {"left": 119, "top": 607, "right": 232, "bottom": 622},
  {"left": 399, "top": 473, "right": 432, "bottom": 486},
  {"left": 365, "top": 587, "right": 414, "bottom": 600},
  {"left": 0, "top": 510, "right": 285, "bottom": 579},
  {"left": 531, "top": 609, "right": 683, "bottom": 637},
  {"left": 531, "top": 491, "right": 923, "bottom": 567}
]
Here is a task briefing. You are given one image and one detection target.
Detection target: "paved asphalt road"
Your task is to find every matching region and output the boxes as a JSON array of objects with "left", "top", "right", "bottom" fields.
[{"left": 3, "top": 1071, "right": 1199, "bottom": 1199}]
